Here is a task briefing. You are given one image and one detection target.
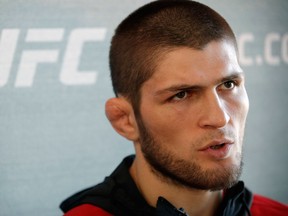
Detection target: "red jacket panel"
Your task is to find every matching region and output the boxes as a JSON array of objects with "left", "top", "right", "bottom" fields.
[
  {"left": 64, "top": 204, "right": 112, "bottom": 216},
  {"left": 251, "top": 194, "right": 288, "bottom": 216}
]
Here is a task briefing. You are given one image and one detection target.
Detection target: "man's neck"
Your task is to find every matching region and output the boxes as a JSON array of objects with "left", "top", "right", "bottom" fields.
[{"left": 129, "top": 152, "right": 222, "bottom": 216}]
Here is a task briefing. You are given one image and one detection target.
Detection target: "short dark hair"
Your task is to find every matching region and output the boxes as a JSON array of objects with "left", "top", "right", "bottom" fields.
[{"left": 109, "top": 0, "right": 237, "bottom": 113}]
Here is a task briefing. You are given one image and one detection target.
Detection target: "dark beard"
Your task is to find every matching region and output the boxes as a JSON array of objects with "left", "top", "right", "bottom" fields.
[{"left": 136, "top": 116, "right": 243, "bottom": 191}]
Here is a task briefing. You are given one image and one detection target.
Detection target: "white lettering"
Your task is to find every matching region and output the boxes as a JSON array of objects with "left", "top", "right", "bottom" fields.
[
  {"left": 60, "top": 28, "right": 106, "bottom": 85},
  {"left": 0, "top": 29, "right": 20, "bottom": 87},
  {"left": 15, "top": 51, "right": 59, "bottom": 87},
  {"left": 26, "top": 28, "right": 64, "bottom": 42},
  {"left": 15, "top": 29, "right": 63, "bottom": 87},
  {"left": 238, "top": 33, "right": 254, "bottom": 66},
  {"left": 282, "top": 33, "right": 288, "bottom": 64},
  {"left": 265, "top": 33, "right": 280, "bottom": 65}
]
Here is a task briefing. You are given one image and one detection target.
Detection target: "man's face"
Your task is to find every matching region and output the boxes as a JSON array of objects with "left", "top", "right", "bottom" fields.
[{"left": 136, "top": 40, "right": 249, "bottom": 190}]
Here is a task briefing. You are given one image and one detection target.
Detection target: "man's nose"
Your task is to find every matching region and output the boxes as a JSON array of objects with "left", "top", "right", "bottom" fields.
[{"left": 198, "top": 91, "right": 230, "bottom": 129}]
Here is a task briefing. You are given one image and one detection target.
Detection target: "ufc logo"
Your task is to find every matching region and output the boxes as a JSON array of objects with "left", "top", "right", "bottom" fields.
[{"left": 0, "top": 28, "right": 107, "bottom": 87}]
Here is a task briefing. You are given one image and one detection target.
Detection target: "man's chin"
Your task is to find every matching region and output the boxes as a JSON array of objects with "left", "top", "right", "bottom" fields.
[
  {"left": 149, "top": 159, "right": 243, "bottom": 191},
  {"left": 201, "top": 162, "right": 243, "bottom": 191}
]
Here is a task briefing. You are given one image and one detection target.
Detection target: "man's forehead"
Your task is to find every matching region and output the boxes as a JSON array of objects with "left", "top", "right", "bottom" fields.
[{"left": 143, "top": 41, "right": 241, "bottom": 91}]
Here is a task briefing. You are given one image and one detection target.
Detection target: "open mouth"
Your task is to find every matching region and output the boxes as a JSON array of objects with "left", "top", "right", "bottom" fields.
[
  {"left": 199, "top": 141, "right": 233, "bottom": 159},
  {"left": 210, "top": 143, "right": 226, "bottom": 150}
]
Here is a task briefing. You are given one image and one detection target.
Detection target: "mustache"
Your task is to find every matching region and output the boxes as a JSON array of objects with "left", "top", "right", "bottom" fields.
[{"left": 196, "top": 129, "right": 236, "bottom": 146}]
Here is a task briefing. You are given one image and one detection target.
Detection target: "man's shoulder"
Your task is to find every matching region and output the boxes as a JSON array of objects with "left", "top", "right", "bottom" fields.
[
  {"left": 59, "top": 178, "right": 116, "bottom": 214},
  {"left": 251, "top": 194, "right": 288, "bottom": 216},
  {"left": 59, "top": 155, "right": 142, "bottom": 215}
]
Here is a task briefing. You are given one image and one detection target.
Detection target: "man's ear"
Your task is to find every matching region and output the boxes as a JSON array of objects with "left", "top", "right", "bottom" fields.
[{"left": 105, "top": 97, "right": 139, "bottom": 141}]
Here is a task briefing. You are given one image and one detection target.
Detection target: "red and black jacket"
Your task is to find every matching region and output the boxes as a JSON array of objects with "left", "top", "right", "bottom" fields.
[{"left": 60, "top": 155, "right": 288, "bottom": 216}]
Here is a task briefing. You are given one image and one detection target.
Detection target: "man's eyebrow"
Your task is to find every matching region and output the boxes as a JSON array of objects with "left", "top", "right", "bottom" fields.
[
  {"left": 154, "top": 84, "right": 204, "bottom": 96},
  {"left": 219, "top": 72, "right": 245, "bottom": 83},
  {"left": 154, "top": 72, "right": 244, "bottom": 96}
]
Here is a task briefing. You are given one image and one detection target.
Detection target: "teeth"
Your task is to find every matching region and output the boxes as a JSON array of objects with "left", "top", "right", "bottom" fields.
[{"left": 210, "top": 144, "right": 225, "bottom": 150}]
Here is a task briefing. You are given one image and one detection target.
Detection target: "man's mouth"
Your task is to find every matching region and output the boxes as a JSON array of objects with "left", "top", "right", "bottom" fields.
[
  {"left": 199, "top": 138, "right": 234, "bottom": 151},
  {"left": 209, "top": 143, "right": 226, "bottom": 150},
  {"left": 199, "top": 140, "right": 234, "bottom": 159}
]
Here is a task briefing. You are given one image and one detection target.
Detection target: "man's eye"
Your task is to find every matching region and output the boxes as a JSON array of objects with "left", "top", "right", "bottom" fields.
[
  {"left": 222, "top": 81, "right": 236, "bottom": 89},
  {"left": 172, "top": 91, "right": 188, "bottom": 101}
]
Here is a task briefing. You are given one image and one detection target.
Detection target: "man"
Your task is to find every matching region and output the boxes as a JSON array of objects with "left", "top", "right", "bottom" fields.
[{"left": 60, "top": 0, "right": 288, "bottom": 215}]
